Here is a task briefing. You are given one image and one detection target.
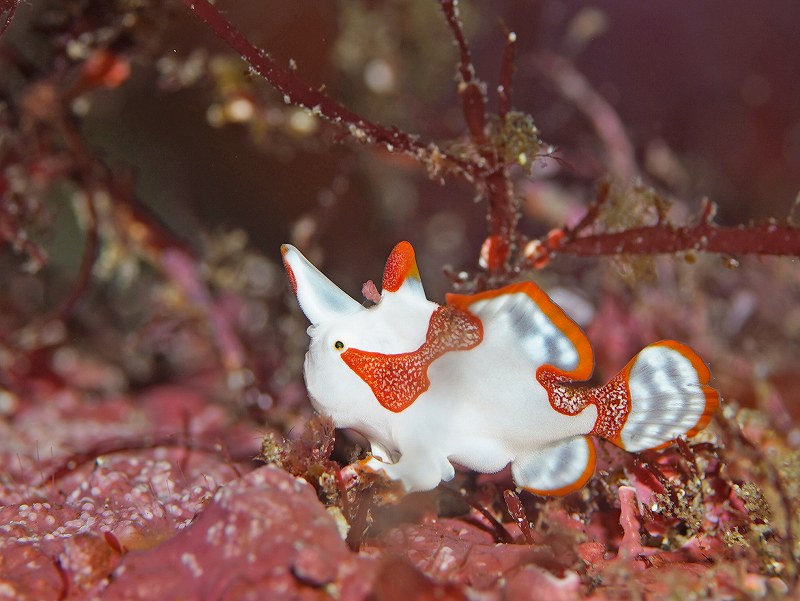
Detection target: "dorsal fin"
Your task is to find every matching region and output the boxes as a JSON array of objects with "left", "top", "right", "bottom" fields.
[
  {"left": 381, "top": 241, "right": 426, "bottom": 301},
  {"left": 281, "top": 244, "right": 363, "bottom": 325},
  {"left": 447, "top": 282, "right": 594, "bottom": 381}
]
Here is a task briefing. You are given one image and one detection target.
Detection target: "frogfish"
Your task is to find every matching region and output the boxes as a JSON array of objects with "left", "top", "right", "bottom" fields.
[{"left": 281, "top": 241, "right": 718, "bottom": 495}]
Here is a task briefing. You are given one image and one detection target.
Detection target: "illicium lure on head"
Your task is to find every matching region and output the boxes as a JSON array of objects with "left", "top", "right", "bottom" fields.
[{"left": 281, "top": 241, "right": 719, "bottom": 495}]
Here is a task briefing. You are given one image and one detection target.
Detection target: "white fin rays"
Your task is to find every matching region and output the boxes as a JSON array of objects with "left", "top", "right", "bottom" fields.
[
  {"left": 479, "top": 293, "right": 579, "bottom": 372},
  {"left": 512, "top": 435, "right": 596, "bottom": 496},
  {"left": 621, "top": 341, "right": 719, "bottom": 452},
  {"left": 447, "top": 282, "right": 594, "bottom": 380}
]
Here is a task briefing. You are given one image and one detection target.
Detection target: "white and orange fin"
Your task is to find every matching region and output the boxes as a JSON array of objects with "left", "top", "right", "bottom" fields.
[
  {"left": 538, "top": 340, "right": 719, "bottom": 452},
  {"left": 614, "top": 340, "right": 719, "bottom": 451},
  {"left": 512, "top": 435, "right": 596, "bottom": 496},
  {"left": 381, "top": 241, "right": 426, "bottom": 301},
  {"left": 447, "top": 282, "right": 594, "bottom": 380}
]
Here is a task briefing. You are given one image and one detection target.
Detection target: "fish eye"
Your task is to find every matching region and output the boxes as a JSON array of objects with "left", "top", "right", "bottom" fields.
[{"left": 334, "top": 340, "right": 345, "bottom": 350}]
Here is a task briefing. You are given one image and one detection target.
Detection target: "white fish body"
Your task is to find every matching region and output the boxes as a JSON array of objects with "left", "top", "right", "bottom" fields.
[{"left": 282, "top": 241, "right": 718, "bottom": 495}]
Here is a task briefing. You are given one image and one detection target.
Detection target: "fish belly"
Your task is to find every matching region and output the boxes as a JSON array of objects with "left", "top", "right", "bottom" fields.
[{"left": 423, "top": 340, "right": 596, "bottom": 454}]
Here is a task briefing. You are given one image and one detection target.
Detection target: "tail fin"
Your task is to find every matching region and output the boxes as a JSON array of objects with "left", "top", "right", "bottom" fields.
[{"left": 597, "top": 341, "right": 719, "bottom": 452}]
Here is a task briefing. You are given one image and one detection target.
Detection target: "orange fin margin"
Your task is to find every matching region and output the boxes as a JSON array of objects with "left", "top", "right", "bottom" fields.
[
  {"left": 607, "top": 340, "right": 718, "bottom": 452},
  {"left": 447, "top": 282, "right": 594, "bottom": 381},
  {"left": 515, "top": 436, "right": 597, "bottom": 497},
  {"left": 656, "top": 340, "right": 719, "bottom": 439}
]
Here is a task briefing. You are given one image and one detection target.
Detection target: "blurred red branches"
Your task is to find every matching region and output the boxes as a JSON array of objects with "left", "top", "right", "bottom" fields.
[
  {"left": 1, "top": 45, "right": 249, "bottom": 390},
  {"left": 0, "top": 0, "right": 16, "bottom": 38},
  {"left": 181, "top": 0, "right": 474, "bottom": 180},
  {"left": 183, "top": 0, "right": 527, "bottom": 276},
  {"left": 561, "top": 221, "right": 800, "bottom": 258},
  {"left": 182, "top": 0, "right": 800, "bottom": 280},
  {"left": 440, "top": 0, "right": 519, "bottom": 274},
  {"left": 523, "top": 188, "right": 800, "bottom": 269}
]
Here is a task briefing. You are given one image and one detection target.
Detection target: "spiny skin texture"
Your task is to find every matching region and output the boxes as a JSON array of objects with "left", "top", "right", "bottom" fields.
[{"left": 281, "top": 241, "right": 719, "bottom": 495}]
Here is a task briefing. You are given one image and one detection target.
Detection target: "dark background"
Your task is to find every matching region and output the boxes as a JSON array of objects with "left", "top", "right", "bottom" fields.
[{"left": 22, "top": 0, "right": 796, "bottom": 293}]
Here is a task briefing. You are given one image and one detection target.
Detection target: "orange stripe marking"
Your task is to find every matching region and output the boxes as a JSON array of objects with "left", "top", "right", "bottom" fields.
[{"left": 341, "top": 306, "right": 482, "bottom": 412}]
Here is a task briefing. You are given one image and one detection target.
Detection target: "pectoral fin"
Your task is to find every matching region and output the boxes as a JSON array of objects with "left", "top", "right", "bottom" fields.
[{"left": 512, "top": 436, "right": 596, "bottom": 496}]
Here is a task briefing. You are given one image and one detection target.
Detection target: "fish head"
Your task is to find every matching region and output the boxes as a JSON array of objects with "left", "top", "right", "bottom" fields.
[{"left": 281, "top": 242, "right": 436, "bottom": 424}]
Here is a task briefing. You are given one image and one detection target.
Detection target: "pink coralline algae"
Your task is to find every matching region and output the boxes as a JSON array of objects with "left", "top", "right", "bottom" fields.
[
  {"left": 102, "top": 466, "right": 376, "bottom": 601},
  {"left": 0, "top": 372, "right": 795, "bottom": 600},
  {"left": 0, "top": 449, "right": 237, "bottom": 600},
  {"left": 377, "top": 517, "right": 582, "bottom": 593},
  {"left": 0, "top": 382, "right": 263, "bottom": 600}
]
